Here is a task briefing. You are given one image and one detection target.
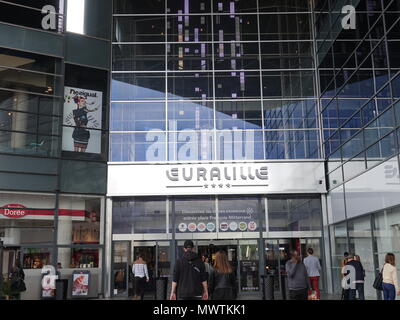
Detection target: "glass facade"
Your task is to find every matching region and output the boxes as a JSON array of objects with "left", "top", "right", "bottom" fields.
[{"left": 110, "top": 0, "right": 321, "bottom": 162}]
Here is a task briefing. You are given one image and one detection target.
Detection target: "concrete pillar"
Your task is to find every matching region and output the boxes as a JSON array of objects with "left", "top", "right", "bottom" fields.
[{"left": 4, "top": 227, "right": 20, "bottom": 246}]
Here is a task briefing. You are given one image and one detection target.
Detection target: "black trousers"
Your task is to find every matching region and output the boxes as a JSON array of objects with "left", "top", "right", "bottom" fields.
[
  {"left": 288, "top": 288, "right": 308, "bottom": 300},
  {"left": 134, "top": 277, "right": 147, "bottom": 299}
]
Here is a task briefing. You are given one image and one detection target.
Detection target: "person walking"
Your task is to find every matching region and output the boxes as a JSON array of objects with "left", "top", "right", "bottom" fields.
[
  {"left": 285, "top": 250, "right": 310, "bottom": 300},
  {"left": 170, "top": 240, "right": 208, "bottom": 300},
  {"left": 9, "top": 261, "right": 26, "bottom": 300},
  {"left": 341, "top": 254, "right": 350, "bottom": 300},
  {"left": 132, "top": 255, "right": 149, "bottom": 300},
  {"left": 303, "top": 248, "right": 322, "bottom": 300},
  {"left": 346, "top": 254, "right": 365, "bottom": 300},
  {"left": 209, "top": 250, "right": 236, "bottom": 300},
  {"left": 382, "top": 253, "right": 400, "bottom": 300}
]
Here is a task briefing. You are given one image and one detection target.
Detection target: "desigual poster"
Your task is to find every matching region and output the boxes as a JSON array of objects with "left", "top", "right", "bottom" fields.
[{"left": 62, "top": 86, "right": 103, "bottom": 154}]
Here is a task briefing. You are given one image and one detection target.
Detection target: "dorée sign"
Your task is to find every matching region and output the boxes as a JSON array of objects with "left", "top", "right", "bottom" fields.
[
  {"left": 107, "top": 162, "right": 326, "bottom": 196},
  {"left": 0, "top": 204, "right": 27, "bottom": 218}
]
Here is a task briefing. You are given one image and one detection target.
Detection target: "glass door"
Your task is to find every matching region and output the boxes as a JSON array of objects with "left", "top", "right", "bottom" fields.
[
  {"left": 238, "top": 240, "right": 260, "bottom": 294},
  {"left": 132, "top": 241, "right": 157, "bottom": 296},
  {"left": 264, "top": 238, "right": 323, "bottom": 299},
  {"left": 112, "top": 241, "right": 130, "bottom": 297}
]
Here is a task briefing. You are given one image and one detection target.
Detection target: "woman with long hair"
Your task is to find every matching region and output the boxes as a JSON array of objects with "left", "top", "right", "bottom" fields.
[
  {"left": 209, "top": 250, "right": 236, "bottom": 300},
  {"left": 132, "top": 254, "right": 149, "bottom": 300},
  {"left": 382, "top": 253, "right": 400, "bottom": 300}
]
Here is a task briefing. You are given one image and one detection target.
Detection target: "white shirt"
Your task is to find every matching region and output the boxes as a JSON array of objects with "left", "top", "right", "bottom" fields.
[{"left": 132, "top": 263, "right": 149, "bottom": 280}]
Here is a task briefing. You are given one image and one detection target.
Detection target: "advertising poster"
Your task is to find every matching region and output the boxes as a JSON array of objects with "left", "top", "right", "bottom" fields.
[
  {"left": 71, "top": 271, "right": 90, "bottom": 297},
  {"left": 62, "top": 86, "right": 103, "bottom": 154}
]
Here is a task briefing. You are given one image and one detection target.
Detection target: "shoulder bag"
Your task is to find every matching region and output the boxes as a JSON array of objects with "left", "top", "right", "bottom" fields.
[{"left": 372, "top": 264, "right": 384, "bottom": 291}]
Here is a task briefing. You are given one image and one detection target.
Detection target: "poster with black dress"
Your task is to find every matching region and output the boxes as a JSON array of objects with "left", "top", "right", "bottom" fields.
[{"left": 62, "top": 86, "right": 103, "bottom": 154}]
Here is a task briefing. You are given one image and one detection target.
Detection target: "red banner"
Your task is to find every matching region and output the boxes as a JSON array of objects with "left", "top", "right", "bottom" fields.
[{"left": 0, "top": 204, "right": 85, "bottom": 219}]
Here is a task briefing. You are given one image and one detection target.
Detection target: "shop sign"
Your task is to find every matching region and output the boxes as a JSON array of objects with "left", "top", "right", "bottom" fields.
[
  {"left": 0, "top": 204, "right": 27, "bottom": 218},
  {"left": 108, "top": 162, "right": 326, "bottom": 196}
]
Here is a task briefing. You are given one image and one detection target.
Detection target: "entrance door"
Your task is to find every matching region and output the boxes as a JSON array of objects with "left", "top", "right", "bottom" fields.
[{"left": 264, "top": 238, "right": 323, "bottom": 299}]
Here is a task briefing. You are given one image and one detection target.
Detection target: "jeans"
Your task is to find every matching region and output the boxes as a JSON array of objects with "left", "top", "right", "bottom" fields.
[
  {"left": 308, "top": 277, "right": 320, "bottom": 300},
  {"left": 382, "top": 283, "right": 396, "bottom": 300},
  {"left": 288, "top": 288, "right": 308, "bottom": 300},
  {"left": 349, "top": 283, "right": 365, "bottom": 300}
]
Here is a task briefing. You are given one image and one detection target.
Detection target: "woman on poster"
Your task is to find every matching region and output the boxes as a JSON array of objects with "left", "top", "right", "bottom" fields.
[{"left": 72, "top": 96, "right": 99, "bottom": 152}]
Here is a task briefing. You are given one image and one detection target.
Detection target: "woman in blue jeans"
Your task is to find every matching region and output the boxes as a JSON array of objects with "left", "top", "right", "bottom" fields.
[{"left": 382, "top": 253, "right": 400, "bottom": 300}]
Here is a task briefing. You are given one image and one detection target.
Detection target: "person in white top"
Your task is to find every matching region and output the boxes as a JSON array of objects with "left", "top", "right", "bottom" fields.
[
  {"left": 132, "top": 255, "right": 149, "bottom": 300},
  {"left": 382, "top": 253, "right": 400, "bottom": 300},
  {"left": 303, "top": 248, "right": 322, "bottom": 300}
]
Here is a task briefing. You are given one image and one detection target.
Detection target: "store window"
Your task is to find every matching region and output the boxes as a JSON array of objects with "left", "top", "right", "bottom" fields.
[
  {"left": 268, "top": 196, "right": 322, "bottom": 232},
  {"left": 58, "top": 195, "right": 102, "bottom": 246},
  {"left": 0, "top": 48, "right": 62, "bottom": 157},
  {"left": 22, "top": 248, "right": 53, "bottom": 269},
  {"left": 113, "top": 197, "right": 167, "bottom": 234}
]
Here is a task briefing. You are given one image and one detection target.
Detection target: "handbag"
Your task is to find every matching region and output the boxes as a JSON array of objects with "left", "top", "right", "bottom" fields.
[{"left": 373, "top": 265, "right": 384, "bottom": 291}]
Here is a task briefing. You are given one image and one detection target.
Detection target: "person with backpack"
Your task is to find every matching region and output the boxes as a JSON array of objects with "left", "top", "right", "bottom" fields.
[
  {"left": 170, "top": 240, "right": 208, "bottom": 300},
  {"left": 209, "top": 250, "right": 236, "bottom": 300},
  {"left": 132, "top": 255, "right": 149, "bottom": 300},
  {"left": 382, "top": 253, "right": 400, "bottom": 300}
]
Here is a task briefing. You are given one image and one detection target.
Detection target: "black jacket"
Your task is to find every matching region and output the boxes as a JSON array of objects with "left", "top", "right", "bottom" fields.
[
  {"left": 346, "top": 260, "right": 365, "bottom": 282},
  {"left": 209, "top": 270, "right": 236, "bottom": 293},
  {"left": 173, "top": 251, "right": 207, "bottom": 298}
]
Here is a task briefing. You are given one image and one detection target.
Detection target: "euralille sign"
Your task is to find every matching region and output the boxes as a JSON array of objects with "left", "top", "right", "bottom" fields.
[{"left": 107, "top": 162, "right": 326, "bottom": 196}]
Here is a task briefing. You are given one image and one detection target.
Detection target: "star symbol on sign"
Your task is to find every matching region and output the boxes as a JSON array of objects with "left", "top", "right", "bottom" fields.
[
  {"left": 219, "top": 184, "right": 223, "bottom": 188},
  {"left": 226, "top": 184, "right": 231, "bottom": 188},
  {"left": 211, "top": 184, "right": 216, "bottom": 188},
  {"left": 204, "top": 184, "right": 209, "bottom": 188}
]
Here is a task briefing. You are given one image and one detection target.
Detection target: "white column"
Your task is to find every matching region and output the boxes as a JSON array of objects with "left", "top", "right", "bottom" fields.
[
  {"left": 57, "top": 218, "right": 72, "bottom": 268},
  {"left": 11, "top": 92, "right": 29, "bottom": 149}
]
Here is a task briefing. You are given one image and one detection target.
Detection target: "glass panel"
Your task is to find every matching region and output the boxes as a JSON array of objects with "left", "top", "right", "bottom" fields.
[
  {"left": 112, "top": 241, "right": 129, "bottom": 296},
  {"left": 112, "top": 74, "right": 166, "bottom": 101},
  {"left": 168, "top": 101, "right": 213, "bottom": 130},
  {"left": 215, "top": 71, "right": 260, "bottom": 99},
  {"left": 112, "top": 197, "right": 166, "bottom": 234},
  {"left": 216, "top": 100, "right": 262, "bottom": 130},
  {"left": 114, "top": 16, "right": 165, "bottom": 42},
  {"left": 330, "top": 222, "right": 348, "bottom": 295},
  {"left": 167, "top": 72, "right": 213, "bottom": 100},
  {"left": 373, "top": 207, "right": 400, "bottom": 285},
  {"left": 111, "top": 102, "right": 166, "bottom": 131},
  {"left": 268, "top": 197, "right": 322, "bottom": 232},
  {"left": 113, "top": 44, "right": 166, "bottom": 71},
  {"left": 348, "top": 216, "right": 375, "bottom": 299},
  {"left": 239, "top": 240, "right": 259, "bottom": 292},
  {"left": 22, "top": 248, "right": 52, "bottom": 269}
]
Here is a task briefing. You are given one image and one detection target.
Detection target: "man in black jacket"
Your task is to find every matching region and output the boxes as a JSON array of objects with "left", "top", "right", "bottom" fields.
[
  {"left": 346, "top": 254, "right": 365, "bottom": 300},
  {"left": 170, "top": 240, "right": 208, "bottom": 300}
]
